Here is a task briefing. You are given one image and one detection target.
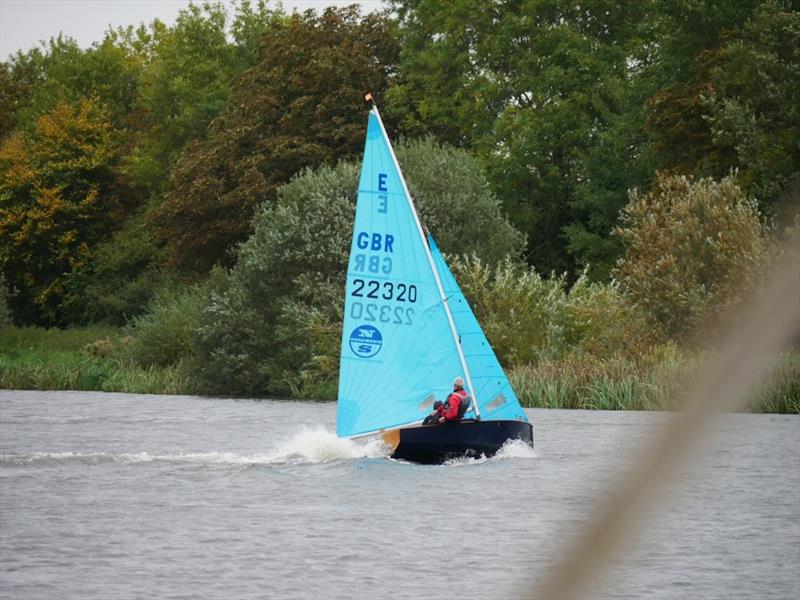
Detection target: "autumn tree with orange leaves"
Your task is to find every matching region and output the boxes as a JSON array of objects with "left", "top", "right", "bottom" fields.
[{"left": 0, "top": 97, "right": 128, "bottom": 325}]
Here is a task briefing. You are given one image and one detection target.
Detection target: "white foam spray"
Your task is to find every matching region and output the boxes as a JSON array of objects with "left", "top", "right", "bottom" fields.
[
  {"left": 0, "top": 426, "right": 393, "bottom": 467},
  {"left": 264, "top": 425, "right": 391, "bottom": 464}
]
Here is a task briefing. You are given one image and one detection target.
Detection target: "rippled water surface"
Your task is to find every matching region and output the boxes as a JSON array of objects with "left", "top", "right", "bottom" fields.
[{"left": 1, "top": 390, "right": 798, "bottom": 599}]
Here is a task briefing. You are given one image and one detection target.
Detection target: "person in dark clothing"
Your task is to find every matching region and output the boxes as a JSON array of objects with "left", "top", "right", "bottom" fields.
[{"left": 422, "top": 400, "right": 444, "bottom": 425}]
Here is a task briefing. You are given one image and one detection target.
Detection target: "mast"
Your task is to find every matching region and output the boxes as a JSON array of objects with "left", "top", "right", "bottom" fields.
[{"left": 366, "top": 97, "right": 482, "bottom": 420}]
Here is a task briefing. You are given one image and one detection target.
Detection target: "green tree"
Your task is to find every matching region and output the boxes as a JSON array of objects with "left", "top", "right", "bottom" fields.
[
  {"left": 0, "top": 97, "right": 126, "bottom": 325},
  {"left": 646, "top": 1, "right": 798, "bottom": 212},
  {"left": 125, "top": 3, "right": 240, "bottom": 197},
  {"left": 7, "top": 34, "right": 144, "bottom": 133},
  {"left": 0, "top": 49, "right": 45, "bottom": 139},
  {"left": 389, "top": 0, "right": 650, "bottom": 275},
  {"left": 613, "top": 173, "right": 767, "bottom": 342},
  {"left": 74, "top": 208, "right": 170, "bottom": 325},
  {"left": 153, "top": 7, "right": 400, "bottom": 274},
  {"left": 230, "top": 0, "right": 284, "bottom": 67}
]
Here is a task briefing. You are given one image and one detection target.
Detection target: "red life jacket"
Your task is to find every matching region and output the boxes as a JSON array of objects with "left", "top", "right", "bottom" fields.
[{"left": 442, "top": 388, "right": 468, "bottom": 421}]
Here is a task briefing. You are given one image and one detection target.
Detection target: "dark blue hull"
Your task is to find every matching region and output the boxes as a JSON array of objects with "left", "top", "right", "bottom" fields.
[{"left": 391, "top": 420, "right": 533, "bottom": 464}]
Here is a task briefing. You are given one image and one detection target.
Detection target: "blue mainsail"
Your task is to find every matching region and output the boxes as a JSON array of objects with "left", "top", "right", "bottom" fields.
[{"left": 337, "top": 107, "right": 526, "bottom": 438}]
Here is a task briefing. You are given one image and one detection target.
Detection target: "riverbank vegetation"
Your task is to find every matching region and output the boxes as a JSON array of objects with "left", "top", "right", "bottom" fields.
[
  {"left": 1, "top": 1, "right": 798, "bottom": 411},
  {"left": 1, "top": 326, "right": 797, "bottom": 413}
]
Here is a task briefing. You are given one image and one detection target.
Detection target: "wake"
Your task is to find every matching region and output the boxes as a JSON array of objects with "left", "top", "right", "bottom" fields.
[
  {"left": 0, "top": 426, "right": 392, "bottom": 467},
  {"left": 1, "top": 427, "right": 535, "bottom": 467},
  {"left": 441, "top": 439, "right": 537, "bottom": 466}
]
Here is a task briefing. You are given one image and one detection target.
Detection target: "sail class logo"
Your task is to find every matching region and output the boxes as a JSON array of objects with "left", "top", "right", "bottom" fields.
[{"left": 349, "top": 325, "right": 383, "bottom": 358}]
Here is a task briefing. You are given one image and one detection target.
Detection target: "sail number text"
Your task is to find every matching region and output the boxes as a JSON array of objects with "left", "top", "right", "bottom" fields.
[
  {"left": 350, "top": 302, "right": 414, "bottom": 326},
  {"left": 352, "top": 231, "right": 394, "bottom": 275},
  {"left": 351, "top": 279, "right": 417, "bottom": 303},
  {"left": 350, "top": 277, "right": 416, "bottom": 326}
]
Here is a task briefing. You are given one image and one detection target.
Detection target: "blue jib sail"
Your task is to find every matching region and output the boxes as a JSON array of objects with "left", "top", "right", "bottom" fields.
[
  {"left": 337, "top": 107, "right": 526, "bottom": 438},
  {"left": 428, "top": 236, "right": 528, "bottom": 422}
]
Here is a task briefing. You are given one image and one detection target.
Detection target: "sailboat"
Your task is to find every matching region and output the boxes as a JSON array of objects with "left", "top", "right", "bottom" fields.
[{"left": 336, "top": 96, "right": 533, "bottom": 464}]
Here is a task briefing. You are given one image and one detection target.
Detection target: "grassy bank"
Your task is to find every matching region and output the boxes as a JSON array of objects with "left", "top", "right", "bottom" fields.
[
  {"left": 511, "top": 349, "right": 800, "bottom": 413},
  {"left": 1, "top": 326, "right": 797, "bottom": 413},
  {"left": 0, "top": 327, "right": 190, "bottom": 395}
]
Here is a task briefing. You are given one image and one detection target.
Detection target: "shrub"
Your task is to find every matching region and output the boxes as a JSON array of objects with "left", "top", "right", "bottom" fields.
[
  {"left": 563, "top": 274, "right": 654, "bottom": 358},
  {"left": 75, "top": 208, "right": 166, "bottom": 326},
  {"left": 449, "top": 256, "right": 566, "bottom": 365},
  {"left": 126, "top": 280, "right": 214, "bottom": 368},
  {"left": 613, "top": 173, "right": 767, "bottom": 342},
  {"left": 82, "top": 337, "right": 116, "bottom": 358},
  {"left": 450, "top": 257, "right": 654, "bottom": 367}
]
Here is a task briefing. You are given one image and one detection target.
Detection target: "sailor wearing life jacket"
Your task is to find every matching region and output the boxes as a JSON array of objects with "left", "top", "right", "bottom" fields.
[{"left": 440, "top": 376, "right": 469, "bottom": 422}]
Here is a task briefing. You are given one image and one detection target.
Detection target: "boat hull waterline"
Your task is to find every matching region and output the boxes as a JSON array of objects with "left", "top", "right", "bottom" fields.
[{"left": 390, "top": 420, "right": 534, "bottom": 464}]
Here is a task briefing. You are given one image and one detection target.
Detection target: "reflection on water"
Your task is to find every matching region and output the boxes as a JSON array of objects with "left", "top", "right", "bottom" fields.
[{"left": 1, "top": 391, "right": 798, "bottom": 600}]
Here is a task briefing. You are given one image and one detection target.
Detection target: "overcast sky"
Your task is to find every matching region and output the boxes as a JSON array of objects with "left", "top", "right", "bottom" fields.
[{"left": 0, "top": 0, "right": 386, "bottom": 60}]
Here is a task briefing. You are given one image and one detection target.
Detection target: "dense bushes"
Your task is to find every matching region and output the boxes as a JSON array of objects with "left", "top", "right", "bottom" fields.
[
  {"left": 449, "top": 257, "right": 652, "bottom": 367},
  {"left": 613, "top": 173, "right": 767, "bottom": 341},
  {"left": 124, "top": 279, "right": 216, "bottom": 369}
]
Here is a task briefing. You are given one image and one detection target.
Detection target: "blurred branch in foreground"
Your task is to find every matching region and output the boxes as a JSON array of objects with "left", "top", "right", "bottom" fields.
[{"left": 528, "top": 238, "right": 800, "bottom": 599}]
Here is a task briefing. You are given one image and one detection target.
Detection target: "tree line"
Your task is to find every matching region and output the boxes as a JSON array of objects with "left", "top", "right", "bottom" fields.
[{"left": 1, "top": 0, "right": 797, "bottom": 347}]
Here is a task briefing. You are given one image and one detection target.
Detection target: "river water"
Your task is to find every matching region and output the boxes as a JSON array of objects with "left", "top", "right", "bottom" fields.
[{"left": 0, "top": 391, "right": 798, "bottom": 600}]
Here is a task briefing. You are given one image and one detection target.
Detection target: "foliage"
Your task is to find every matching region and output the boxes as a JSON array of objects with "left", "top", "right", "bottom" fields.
[
  {"left": 124, "top": 2, "right": 279, "bottom": 197},
  {"left": 0, "top": 50, "right": 44, "bottom": 139},
  {"left": 0, "top": 97, "right": 128, "bottom": 326},
  {"left": 2, "top": 0, "right": 795, "bottom": 361},
  {"left": 192, "top": 137, "right": 524, "bottom": 396},
  {"left": 125, "top": 279, "right": 215, "bottom": 368},
  {"left": 646, "top": 1, "right": 799, "bottom": 212},
  {"left": 563, "top": 105, "right": 658, "bottom": 280},
  {"left": 561, "top": 274, "right": 655, "bottom": 357},
  {"left": 152, "top": 6, "right": 400, "bottom": 274},
  {"left": 510, "top": 344, "right": 689, "bottom": 410},
  {"left": 449, "top": 256, "right": 653, "bottom": 367},
  {"left": 389, "top": 0, "right": 652, "bottom": 274},
  {"left": 0, "top": 273, "right": 13, "bottom": 327},
  {"left": 6, "top": 34, "right": 144, "bottom": 134},
  {"left": 71, "top": 206, "right": 169, "bottom": 325},
  {"left": 613, "top": 173, "right": 767, "bottom": 342},
  {"left": 395, "top": 137, "right": 525, "bottom": 261},
  {"left": 510, "top": 347, "right": 799, "bottom": 413},
  {"left": 0, "top": 325, "right": 189, "bottom": 394},
  {"left": 748, "top": 352, "right": 800, "bottom": 413}
]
